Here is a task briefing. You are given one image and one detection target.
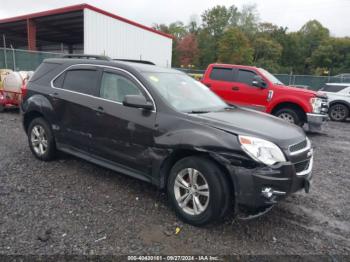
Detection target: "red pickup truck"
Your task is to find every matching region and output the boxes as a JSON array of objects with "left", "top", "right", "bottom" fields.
[{"left": 201, "top": 64, "right": 328, "bottom": 132}]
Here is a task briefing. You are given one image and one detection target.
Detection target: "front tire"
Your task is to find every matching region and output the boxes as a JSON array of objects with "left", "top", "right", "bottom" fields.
[
  {"left": 274, "top": 107, "right": 304, "bottom": 126},
  {"left": 167, "top": 156, "right": 231, "bottom": 226},
  {"left": 0, "top": 104, "right": 4, "bottom": 112},
  {"left": 329, "top": 103, "right": 349, "bottom": 121},
  {"left": 27, "top": 117, "right": 56, "bottom": 161}
]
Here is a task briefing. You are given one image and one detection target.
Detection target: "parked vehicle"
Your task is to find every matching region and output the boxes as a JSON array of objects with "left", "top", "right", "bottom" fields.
[
  {"left": 22, "top": 57, "right": 313, "bottom": 226},
  {"left": 0, "top": 71, "right": 32, "bottom": 112},
  {"left": 201, "top": 64, "right": 328, "bottom": 132},
  {"left": 320, "top": 83, "right": 350, "bottom": 121}
]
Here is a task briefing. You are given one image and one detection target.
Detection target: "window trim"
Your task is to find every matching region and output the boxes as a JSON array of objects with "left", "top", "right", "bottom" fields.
[{"left": 50, "top": 64, "right": 156, "bottom": 112}]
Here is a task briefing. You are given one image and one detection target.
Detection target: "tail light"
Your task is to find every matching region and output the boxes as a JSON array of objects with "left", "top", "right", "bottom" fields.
[{"left": 21, "top": 84, "right": 27, "bottom": 100}]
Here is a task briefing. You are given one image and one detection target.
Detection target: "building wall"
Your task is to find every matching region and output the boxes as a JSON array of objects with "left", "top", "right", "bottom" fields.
[{"left": 84, "top": 9, "right": 172, "bottom": 67}]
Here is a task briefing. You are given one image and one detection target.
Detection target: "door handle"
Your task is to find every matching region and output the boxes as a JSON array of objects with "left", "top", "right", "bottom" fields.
[{"left": 232, "top": 86, "right": 240, "bottom": 91}]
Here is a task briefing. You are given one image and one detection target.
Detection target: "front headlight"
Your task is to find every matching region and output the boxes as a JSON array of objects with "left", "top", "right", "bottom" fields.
[
  {"left": 239, "top": 135, "right": 286, "bottom": 166},
  {"left": 310, "top": 97, "right": 323, "bottom": 114}
]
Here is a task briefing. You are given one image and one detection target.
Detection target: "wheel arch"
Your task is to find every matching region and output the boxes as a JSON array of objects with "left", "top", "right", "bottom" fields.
[
  {"left": 158, "top": 149, "right": 235, "bottom": 197},
  {"left": 271, "top": 101, "right": 307, "bottom": 122}
]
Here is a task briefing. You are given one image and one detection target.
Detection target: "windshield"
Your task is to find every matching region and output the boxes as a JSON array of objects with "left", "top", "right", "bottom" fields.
[
  {"left": 259, "top": 68, "right": 284, "bottom": 85},
  {"left": 142, "top": 72, "right": 227, "bottom": 113}
]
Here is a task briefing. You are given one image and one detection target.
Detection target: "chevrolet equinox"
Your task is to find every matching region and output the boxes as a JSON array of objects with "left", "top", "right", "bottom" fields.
[{"left": 21, "top": 57, "right": 313, "bottom": 226}]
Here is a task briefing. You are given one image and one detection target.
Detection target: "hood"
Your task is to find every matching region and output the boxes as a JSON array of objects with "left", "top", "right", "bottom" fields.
[
  {"left": 187, "top": 107, "right": 306, "bottom": 149},
  {"left": 283, "top": 85, "right": 326, "bottom": 98}
]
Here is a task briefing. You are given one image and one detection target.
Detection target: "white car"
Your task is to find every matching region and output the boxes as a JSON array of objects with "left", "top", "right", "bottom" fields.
[{"left": 320, "top": 83, "right": 350, "bottom": 121}]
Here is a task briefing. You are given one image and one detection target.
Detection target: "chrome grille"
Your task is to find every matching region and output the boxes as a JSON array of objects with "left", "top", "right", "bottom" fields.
[{"left": 289, "top": 140, "right": 307, "bottom": 153}]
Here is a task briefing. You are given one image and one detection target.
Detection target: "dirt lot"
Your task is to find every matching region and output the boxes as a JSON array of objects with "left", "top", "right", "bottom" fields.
[{"left": 0, "top": 110, "right": 349, "bottom": 256}]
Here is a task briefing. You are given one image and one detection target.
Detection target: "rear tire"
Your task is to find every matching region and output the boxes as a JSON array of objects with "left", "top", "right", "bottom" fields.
[
  {"left": 329, "top": 103, "right": 349, "bottom": 121},
  {"left": 0, "top": 104, "right": 4, "bottom": 112},
  {"left": 167, "top": 156, "right": 231, "bottom": 226},
  {"left": 274, "top": 107, "right": 304, "bottom": 126},
  {"left": 27, "top": 117, "right": 56, "bottom": 161}
]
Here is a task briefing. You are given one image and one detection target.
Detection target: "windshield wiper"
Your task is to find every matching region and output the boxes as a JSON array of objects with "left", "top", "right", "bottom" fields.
[{"left": 188, "top": 110, "right": 211, "bottom": 114}]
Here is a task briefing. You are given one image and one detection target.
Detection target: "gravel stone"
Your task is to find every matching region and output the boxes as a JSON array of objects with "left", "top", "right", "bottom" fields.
[{"left": 0, "top": 110, "right": 349, "bottom": 255}]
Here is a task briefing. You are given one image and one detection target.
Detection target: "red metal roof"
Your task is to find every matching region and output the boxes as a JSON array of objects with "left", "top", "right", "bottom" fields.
[{"left": 0, "top": 3, "right": 173, "bottom": 39}]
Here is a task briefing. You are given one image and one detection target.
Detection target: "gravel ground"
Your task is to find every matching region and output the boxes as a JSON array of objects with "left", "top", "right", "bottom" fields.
[{"left": 0, "top": 110, "right": 349, "bottom": 256}]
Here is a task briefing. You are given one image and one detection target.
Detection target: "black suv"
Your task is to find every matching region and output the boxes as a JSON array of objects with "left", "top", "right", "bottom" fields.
[{"left": 21, "top": 57, "right": 313, "bottom": 226}]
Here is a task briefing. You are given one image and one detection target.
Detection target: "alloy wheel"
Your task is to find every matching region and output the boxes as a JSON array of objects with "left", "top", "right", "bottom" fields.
[
  {"left": 330, "top": 105, "right": 347, "bottom": 121},
  {"left": 174, "top": 168, "right": 210, "bottom": 216},
  {"left": 30, "top": 125, "right": 48, "bottom": 156}
]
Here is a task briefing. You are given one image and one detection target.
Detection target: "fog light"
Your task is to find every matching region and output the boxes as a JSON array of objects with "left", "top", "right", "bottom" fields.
[
  {"left": 262, "top": 187, "right": 273, "bottom": 198},
  {"left": 262, "top": 187, "right": 286, "bottom": 199}
]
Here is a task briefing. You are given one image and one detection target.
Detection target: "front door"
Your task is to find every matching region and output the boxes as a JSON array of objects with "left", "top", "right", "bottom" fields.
[{"left": 90, "top": 68, "right": 156, "bottom": 175}]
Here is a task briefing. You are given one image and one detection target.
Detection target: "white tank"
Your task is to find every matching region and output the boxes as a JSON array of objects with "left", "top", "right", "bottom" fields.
[{"left": 3, "top": 72, "right": 23, "bottom": 93}]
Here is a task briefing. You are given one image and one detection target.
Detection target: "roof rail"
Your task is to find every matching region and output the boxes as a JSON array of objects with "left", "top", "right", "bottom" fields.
[
  {"left": 60, "top": 54, "right": 111, "bottom": 61},
  {"left": 113, "top": 59, "right": 155, "bottom": 65}
]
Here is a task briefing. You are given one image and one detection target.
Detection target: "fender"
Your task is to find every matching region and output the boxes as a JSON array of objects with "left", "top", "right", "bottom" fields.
[
  {"left": 267, "top": 96, "right": 311, "bottom": 114},
  {"left": 22, "top": 94, "right": 57, "bottom": 130},
  {"left": 329, "top": 99, "right": 350, "bottom": 108}
]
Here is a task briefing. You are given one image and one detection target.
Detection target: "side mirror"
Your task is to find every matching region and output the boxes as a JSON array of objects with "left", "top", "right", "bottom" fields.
[
  {"left": 123, "top": 95, "right": 154, "bottom": 110},
  {"left": 252, "top": 75, "right": 267, "bottom": 89}
]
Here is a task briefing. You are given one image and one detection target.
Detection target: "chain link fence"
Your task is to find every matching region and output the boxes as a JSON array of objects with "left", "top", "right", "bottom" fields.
[
  {"left": 0, "top": 47, "right": 63, "bottom": 71},
  {"left": 1, "top": 48, "right": 350, "bottom": 90}
]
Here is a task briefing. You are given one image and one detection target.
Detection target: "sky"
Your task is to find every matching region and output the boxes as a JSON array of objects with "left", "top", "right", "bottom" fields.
[{"left": 0, "top": 0, "right": 349, "bottom": 37}]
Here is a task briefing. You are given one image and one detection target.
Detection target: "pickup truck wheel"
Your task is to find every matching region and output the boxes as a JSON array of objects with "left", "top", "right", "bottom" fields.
[
  {"left": 28, "top": 117, "right": 56, "bottom": 161},
  {"left": 329, "top": 104, "right": 349, "bottom": 121},
  {"left": 275, "top": 108, "right": 304, "bottom": 126},
  {"left": 167, "top": 156, "right": 231, "bottom": 226},
  {"left": 0, "top": 104, "right": 4, "bottom": 112}
]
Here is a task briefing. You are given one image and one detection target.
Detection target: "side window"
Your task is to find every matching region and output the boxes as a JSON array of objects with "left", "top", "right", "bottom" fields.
[
  {"left": 53, "top": 73, "right": 65, "bottom": 88},
  {"left": 237, "top": 70, "right": 256, "bottom": 85},
  {"left": 209, "top": 67, "right": 234, "bottom": 82},
  {"left": 61, "top": 69, "right": 99, "bottom": 96},
  {"left": 100, "top": 72, "right": 142, "bottom": 103}
]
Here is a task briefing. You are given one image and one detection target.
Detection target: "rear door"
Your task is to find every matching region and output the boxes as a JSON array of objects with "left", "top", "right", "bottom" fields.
[
  {"left": 50, "top": 65, "right": 101, "bottom": 151},
  {"left": 89, "top": 68, "right": 156, "bottom": 175},
  {"left": 204, "top": 66, "right": 239, "bottom": 104}
]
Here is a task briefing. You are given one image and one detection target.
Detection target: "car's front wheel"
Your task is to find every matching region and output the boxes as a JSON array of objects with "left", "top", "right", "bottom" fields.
[
  {"left": 329, "top": 103, "right": 349, "bottom": 121},
  {"left": 167, "top": 156, "right": 231, "bottom": 226},
  {"left": 274, "top": 107, "right": 304, "bottom": 126},
  {"left": 27, "top": 117, "right": 56, "bottom": 161}
]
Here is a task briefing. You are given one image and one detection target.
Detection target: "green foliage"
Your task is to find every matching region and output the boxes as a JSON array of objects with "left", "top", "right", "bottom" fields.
[
  {"left": 218, "top": 28, "right": 253, "bottom": 65},
  {"left": 154, "top": 6, "right": 350, "bottom": 75}
]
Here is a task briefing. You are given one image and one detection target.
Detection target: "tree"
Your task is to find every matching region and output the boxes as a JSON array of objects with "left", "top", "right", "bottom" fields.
[
  {"left": 218, "top": 28, "right": 253, "bottom": 65},
  {"left": 176, "top": 33, "right": 199, "bottom": 67},
  {"left": 237, "top": 4, "right": 259, "bottom": 39},
  {"left": 253, "top": 37, "right": 282, "bottom": 72}
]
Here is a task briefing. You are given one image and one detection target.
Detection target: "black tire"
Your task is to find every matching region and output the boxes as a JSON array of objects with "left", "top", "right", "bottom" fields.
[
  {"left": 0, "top": 104, "right": 4, "bottom": 113},
  {"left": 27, "top": 117, "right": 56, "bottom": 161},
  {"left": 167, "top": 156, "right": 231, "bottom": 226},
  {"left": 329, "top": 103, "right": 349, "bottom": 122},
  {"left": 274, "top": 107, "right": 304, "bottom": 126}
]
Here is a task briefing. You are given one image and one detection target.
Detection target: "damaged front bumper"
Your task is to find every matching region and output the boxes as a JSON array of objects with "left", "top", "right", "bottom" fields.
[
  {"left": 307, "top": 113, "right": 328, "bottom": 132},
  {"left": 228, "top": 155, "right": 313, "bottom": 210}
]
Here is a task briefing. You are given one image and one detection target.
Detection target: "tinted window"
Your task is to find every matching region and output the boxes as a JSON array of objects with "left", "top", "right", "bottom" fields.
[
  {"left": 209, "top": 67, "right": 234, "bottom": 82},
  {"left": 237, "top": 70, "right": 256, "bottom": 85},
  {"left": 62, "top": 69, "right": 99, "bottom": 95},
  {"left": 320, "top": 85, "right": 347, "bottom": 92},
  {"left": 53, "top": 73, "right": 65, "bottom": 88},
  {"left": 100, "top": 72, "right": 142, "bottom": 103}
]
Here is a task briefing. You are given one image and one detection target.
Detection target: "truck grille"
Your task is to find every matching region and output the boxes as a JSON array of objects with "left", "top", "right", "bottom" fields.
[{"left": 289, "top": 140, "right": 307, "bottom": 153}]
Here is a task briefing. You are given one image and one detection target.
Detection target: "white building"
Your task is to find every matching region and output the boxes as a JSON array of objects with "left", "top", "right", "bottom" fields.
[{"left": 0, "top": 4, "right": 173, "bottom": 67}]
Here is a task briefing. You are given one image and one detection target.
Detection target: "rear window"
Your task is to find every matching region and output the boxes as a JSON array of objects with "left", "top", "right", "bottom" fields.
[
  {"left": 209, "top": 67, "right": 234, "bottom": 82},
  {"left": 320, "top": 85, "right": 347, "bottom": 92},
  {"left": 61, "top": 69, "right": 99, "bottom": 96}
]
